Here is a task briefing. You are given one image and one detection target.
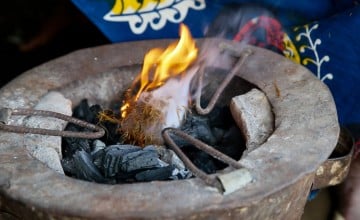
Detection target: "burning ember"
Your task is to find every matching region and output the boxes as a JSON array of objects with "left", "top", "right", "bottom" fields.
[{"left": 120, "top": 24, "right": 199, "bottom": 146}]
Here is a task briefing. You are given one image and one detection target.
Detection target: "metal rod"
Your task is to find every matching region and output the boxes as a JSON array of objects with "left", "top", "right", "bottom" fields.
[
  {"left": 0, "top": 108, "right": 105, "bottom": 139},
  {"left": 196, "top": 48, "right": 252, "bottom": 115},
  {"left": 162, "top": 128, "right": 223, "bottom": 191},
  {"left": 163, "top": 128, "right": 242, "bottom": 169}
]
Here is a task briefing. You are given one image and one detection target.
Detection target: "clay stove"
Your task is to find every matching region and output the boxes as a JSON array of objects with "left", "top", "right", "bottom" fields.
[{"left": 0, "top": 38, "right": 340, "bottom": 219}]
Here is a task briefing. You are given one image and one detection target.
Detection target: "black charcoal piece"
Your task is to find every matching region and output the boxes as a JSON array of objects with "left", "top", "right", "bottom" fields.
[
  {"left": 73, "top": 150, "right": 108, "bottom": 183},
  {"left": 99, "top": 122, "right": 121, "bottom": 145},
  {"left": 143, "top": 145, "right": 158, "bottom": 151},
  {"left": 62, "top": 124, "right": 92, "bottom": 157},
  {"left": 216, "top": 126, "right": 245, "bottom": 160},
  {"left": 207, "top": 106, "right": 235, "bottom": 129},
  {"left": 114, "top": 172, "right": 138, "bottom": 183},
  {"left": 88, "top": 104, "right": 103, "bottom": 124},
  {"left": 61, "top": 157, "right": 76, "bottom": 176},
  {"left": 92, "top": 148, "right": 105, "bottom": 169},
  {"left": 211, "top": 127, "right": 226, "bottom": 141},
  {"left": 103, "top": 145, "right": 142, "bottom": 177},
  {"left": 192, "top": 151, "right": 217, "bottom": 174},
  {"left": 170, "top": 168, "right": 192, "bottom": 180},
  {"left": 91, "top": 139, "right": 106, "bottom": 154},
  {"left": 120, "top": 148, "right": 160, "bottom": 172},
  {"left": 157, "top": 147, "right": 186, "bottom": 170},
  {"left": 72, "top": 99, "right": 99, "bottom": 123},
  {"left": 174, "top": 114, "right": 216, "bottom": 147},
  {"left": 68, "top": 99, "right": 121, "bottom": 145},
  {"left": 62, "top": 124, "right": 80, "bottom": 146},
  {"left": 135, "top": 165, "right": 175, "bottom": 181},
  {"left": 182, "top": 146, "right": 217, "bottom": 174}
]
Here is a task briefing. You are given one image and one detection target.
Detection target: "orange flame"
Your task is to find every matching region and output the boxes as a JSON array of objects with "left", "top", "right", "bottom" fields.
[{"left": 121, "top": 24, "right": 198, "bottom": 118}]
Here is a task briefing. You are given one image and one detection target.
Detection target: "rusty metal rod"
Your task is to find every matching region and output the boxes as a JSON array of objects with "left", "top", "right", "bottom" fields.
[
  {"left": 163, "top": 127, "right": 242, "bottom": 169},
  {"left": 162, "top": 128, "right": 224, "bottom": 191},
  {"left": 0, "top": 108, "right": 105, "bottom": 139},
  {"left": 196, "top": 48, "right": 252, "bottom": 115}
]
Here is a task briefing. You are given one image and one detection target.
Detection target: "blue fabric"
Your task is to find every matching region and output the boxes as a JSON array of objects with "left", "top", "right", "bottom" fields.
[
  {"left": 288, "top": 6, "right": 360, "bottom": 125},
  {"left": 72, "top": 0, "right": 360, "bottom": 126},
  {"left": 71, "top": 0, "right": 356, "bottom": 42}
]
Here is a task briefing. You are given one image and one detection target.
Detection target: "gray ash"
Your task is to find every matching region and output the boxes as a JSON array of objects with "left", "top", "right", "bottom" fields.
[{"left": 61, "top": 99, "right": 245, "bottom": 184}]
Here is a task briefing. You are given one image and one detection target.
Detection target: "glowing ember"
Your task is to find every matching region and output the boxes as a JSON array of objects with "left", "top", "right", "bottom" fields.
[{"left": 120, "top": 24, "right": 199, "bottom": 146}]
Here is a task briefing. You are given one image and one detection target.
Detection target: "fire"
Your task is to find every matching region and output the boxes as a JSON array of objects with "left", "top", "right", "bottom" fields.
[
  {"left": 120, "top": 24, "right": 199, "bottom": 146},
  {"left": 121, "top": 24, "right": 198, "bottom": 118}
]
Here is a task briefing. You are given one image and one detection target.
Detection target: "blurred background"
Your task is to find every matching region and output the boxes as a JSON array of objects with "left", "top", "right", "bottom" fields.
[{"left": 0, "top": 0, "right": 109, "bottom": 88}]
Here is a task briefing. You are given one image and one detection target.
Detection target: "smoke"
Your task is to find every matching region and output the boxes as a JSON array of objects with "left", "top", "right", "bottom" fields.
[
  {"left": 205, "top": 4, "right": 274, "bottom": 40},
  {"left": 191, "top": 4, "right": 282, "bottom": 106},
  {"left": 196, "top": 3, "right": 291, "bottom": 85},
  {"left": 204, "top": 3, "right": 287, "bottom": 55}
]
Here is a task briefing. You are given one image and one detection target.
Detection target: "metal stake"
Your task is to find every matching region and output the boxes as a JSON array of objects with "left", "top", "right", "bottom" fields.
[{"left": 0, "top": 108, "right": 105, "bottom": 139}]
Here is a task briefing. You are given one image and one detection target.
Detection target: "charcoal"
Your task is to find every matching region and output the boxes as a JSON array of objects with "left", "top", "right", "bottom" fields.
[
  {"left": 211, "top": 127, "right": 226, "bottom": 141},
  {"left": 61, "top": 98, "right": 246, "bottom": 184},
  {"left": 91, "top": 140, "right": 107, "bottom": 169},
  {"left": 91, "top": 139, "right": 106, "bottom": 154},
  {"left": 135, "top": 165, "right": 175, "bottom": 181},
  {"left": 62, "top": 101, "right": 102, "bottom": 157},
  {"left": 73, "top": 150, "right": 108, "bottom": 183},
  {"left": 72, "top": 99, "right": 99, "bottom": 123},
  {"left": 216, "top": 126, "right": 245, "bottom": 160},
  {"left": 182, "top": 146, "right": 217, "bottom": 174},
  {"left": 170, "top": 168, "right": 192, "bottom": 180},
  {"left": 156, "top": 147, "right": 192, "bottom": 179},
  {"left": 92, "top": 148, "right": 105, "bottom": 169},
  {"left": 192, "top": 151, "right": 217, "bottom": 174},
  {"left": 170, "top": 112, "right": 243, "bottom": 174},
  {"left": 70, "top": 99, "right": 121, "bottom": 145},
  {"left": 106, "top": 144, "right": 142, "bottom": 155},
  {"left": 61, "top": 157, "right": 76, "bottom": 176},
  {"left": 157, "top": 147, "right": 187, "bottom": 170},
  {"left": 99, "top": 121, "right": 121, "bottom": 145},
  {"left": 120, "top": 148, "right": 161, "bottom": 172},
  {"left": 207, "top": 106, "right": 235, "bottom": 129},
  {"left": 114, "top": 170, "right": 141, "bottom": 182},
  {"left": 79, "top": 102, "right": 120, "bottom": 144},
  {"left": 62, "top": 123, "right": 83, "bottom": 145},
  {"left": 75, "top": 140, "right": 91, "bottom": 153},
  {"left": 88, "top": 104, "right": 103, "bottom": 124},
  {"left": 103, "top": 145, "right": 163, "bottom": 180},
  {"left": 174, "top": 114, "right": 216, "bottom": 147},
  {"left": 103, "top": 145, "right": 142, "bottom": 177},
  {"left": 62, "top": 124, "right": 91, "bottom": 157},
  {"left": 143, "top": 145, "right": 158, "bottom": 151}
]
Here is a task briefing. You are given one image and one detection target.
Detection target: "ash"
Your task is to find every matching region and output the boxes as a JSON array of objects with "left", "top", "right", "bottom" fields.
[{"left": 61, "top": 99, "right": 245, "bottom": 184}]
